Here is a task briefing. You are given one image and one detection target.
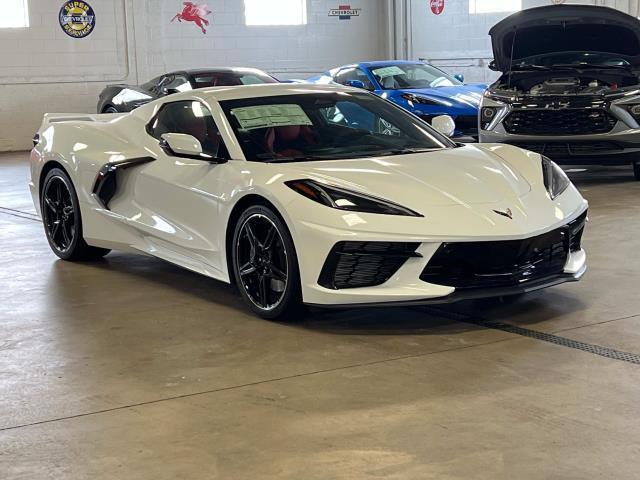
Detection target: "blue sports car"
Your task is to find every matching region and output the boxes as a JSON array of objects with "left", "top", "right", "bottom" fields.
[{"left": 309, "top": 60, "right": 487, "bottom": 138}]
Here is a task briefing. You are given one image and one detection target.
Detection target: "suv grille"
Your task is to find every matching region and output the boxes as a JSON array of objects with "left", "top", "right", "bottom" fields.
[
  {"left": 319, "top": 242, "right": 420, "bottom": 290},
  {"left": 420, "top": 212, "right": 587, "bottom": 290},
  {"left": 503, "top": 109, "right": 616, "bottom": 136}
]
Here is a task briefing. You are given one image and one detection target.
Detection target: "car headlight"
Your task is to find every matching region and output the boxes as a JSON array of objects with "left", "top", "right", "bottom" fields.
[
  {"left": 286, "top": 179, "right": 423, "bottom": 217},
  {"left": 625, "top": 104, "right": 640, "bottom": 121},
  {"left": 400, "top": 93, "right": 447, "bottom": 106},
  {"left": 480, "top": 107, "right": 497, "bottom": 129},
  {"left": 541, "top": 156, "right": 570, "bottom": 200}
]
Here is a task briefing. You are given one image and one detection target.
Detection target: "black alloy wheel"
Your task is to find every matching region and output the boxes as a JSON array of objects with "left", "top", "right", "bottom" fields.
[
  {"left": 41, "top": 168, "right": 110, "bottom": 261},
  {"left": 232, "top": 205, "right": 302, "bottom": 320}
]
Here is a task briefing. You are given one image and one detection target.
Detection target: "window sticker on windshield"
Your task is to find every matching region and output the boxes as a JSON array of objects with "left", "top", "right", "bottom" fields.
[
  {"left": 230, "top": 104, "right": 313, "bottom": 130},
  {"left": 371, "top": 66, "right": 405, "bottom": 78}
]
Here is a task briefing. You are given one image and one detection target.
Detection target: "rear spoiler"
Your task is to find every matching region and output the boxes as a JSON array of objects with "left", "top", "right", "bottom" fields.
[
  {"left": 33, "top": 112, "right": 125, "bottom": 147},
  {"left": 41, "top": 112, "right": 125, "bottom": 125}
]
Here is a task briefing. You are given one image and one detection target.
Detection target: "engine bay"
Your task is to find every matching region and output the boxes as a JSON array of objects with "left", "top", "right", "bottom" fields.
[
  {"left": 492, "top": 71, "right": 639, "bottom": 96},
  {"left": 528, "top": 77, "right": 611, "bottom": 96}
]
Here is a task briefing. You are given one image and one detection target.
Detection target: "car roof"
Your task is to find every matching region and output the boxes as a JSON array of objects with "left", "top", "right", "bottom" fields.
[
  {"left": 170, "top": 67, "right": 271, "bottom": 76},
  {"left": 175, "top": 83, "right": 363, "bottom": 102},
  {"left": 358, "top": 60, "right": 425, "bottom": 68}
]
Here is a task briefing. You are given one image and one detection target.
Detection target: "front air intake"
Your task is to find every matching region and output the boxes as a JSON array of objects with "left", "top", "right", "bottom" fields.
[{"left": 319, "top": 242, "right": 421, "bottom": 290}]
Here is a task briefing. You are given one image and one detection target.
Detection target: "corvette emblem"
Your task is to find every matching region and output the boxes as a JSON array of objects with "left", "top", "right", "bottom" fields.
[{"left": 493, "top": 208, "right": 513, "bottom": 219}]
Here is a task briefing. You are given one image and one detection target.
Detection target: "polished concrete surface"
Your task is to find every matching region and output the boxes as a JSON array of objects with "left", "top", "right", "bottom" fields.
[{"left": 1, "top": 151, "right": 639, "bottom": 479}]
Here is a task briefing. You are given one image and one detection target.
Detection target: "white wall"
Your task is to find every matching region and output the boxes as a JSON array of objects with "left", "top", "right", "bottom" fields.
[
  {"left": 0, "top": 0, "right": 390, "bottom": 152},
  {"left": 409, "top": 0, "right": 639, "bottom": 84}
]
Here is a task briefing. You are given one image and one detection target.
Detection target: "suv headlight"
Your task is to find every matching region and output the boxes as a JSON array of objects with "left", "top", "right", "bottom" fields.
[
  {"left": 286, "top": 179, "right": 422, "bottom": 217},
  {"left": 541, "top": 156, "right": 570, "bottom": 200},
  {"left": 480, "top": 107, "right": 498, "bottom": 129},
  {"left": 625, "top": 104, "right": 640, "bottom": 121}
]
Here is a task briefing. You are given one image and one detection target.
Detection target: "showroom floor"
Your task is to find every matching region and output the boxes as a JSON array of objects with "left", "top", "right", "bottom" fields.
[{"left": 1, "top": 151, "right": 640, "bottom": 479}]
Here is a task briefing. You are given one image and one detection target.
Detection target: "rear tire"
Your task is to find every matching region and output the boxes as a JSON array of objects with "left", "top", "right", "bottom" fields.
[
  {"left": 231, "top": 205, "right": 303, "bottom": 321},
  {"left": 634, "top": 161, "right": 640, "bottom": 181},
  {"left": 41, "top": 168, "right": 111, "bottom": 261}
]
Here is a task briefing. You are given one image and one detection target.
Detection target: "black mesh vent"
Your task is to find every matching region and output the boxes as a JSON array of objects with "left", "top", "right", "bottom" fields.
[
  {"left": 503, "top": 109, "right": 616, "bottom": 136},
  {"left": 453, "top": 115, "right": 479, "bottom": 135},
  {"left": 319, "top": 242, "right": 420, "bottom": 290},
  {"left": 421, "top": 212, "right": 587, "bottom": 290}
]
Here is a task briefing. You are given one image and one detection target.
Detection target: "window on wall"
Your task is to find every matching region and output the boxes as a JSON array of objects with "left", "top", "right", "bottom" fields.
[
  {"left": 469, "top": 0, "right": 521, "bottom": 14},
  {"left": 0, "top": 0, "right": 29, "bottom": 28},
  {"left": 244, "top": 0, "right": 307, "bottom": 26}
]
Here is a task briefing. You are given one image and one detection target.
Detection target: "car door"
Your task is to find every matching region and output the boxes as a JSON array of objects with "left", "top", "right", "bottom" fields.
[{"left": 117, "top": 100, "right": 230, "bottom": 275}]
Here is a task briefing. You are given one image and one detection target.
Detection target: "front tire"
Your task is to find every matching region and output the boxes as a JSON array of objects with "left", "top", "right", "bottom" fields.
[
  {"left": 634, "top": 161, "right": 640, "bottom": 181},
  {"left": 231, "top": 205, "right": 302, "bottom": 320},
  {"left": 41, "top": 168, "right": 110, "bottom": 261}
]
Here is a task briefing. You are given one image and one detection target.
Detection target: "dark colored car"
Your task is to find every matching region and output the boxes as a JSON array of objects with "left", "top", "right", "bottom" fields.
[{"left": 97, "top": 67, "right": 278, "bottom": 113}]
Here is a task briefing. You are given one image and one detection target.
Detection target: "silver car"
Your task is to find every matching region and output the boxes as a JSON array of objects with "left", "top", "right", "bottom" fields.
[{"left": 479, "top": 5, "right": 640, "bottom": 180}]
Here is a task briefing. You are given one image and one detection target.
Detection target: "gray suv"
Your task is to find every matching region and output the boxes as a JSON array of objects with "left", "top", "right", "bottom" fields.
[{"left": 479, "top": 5, "right": 640, "bottom": 180}]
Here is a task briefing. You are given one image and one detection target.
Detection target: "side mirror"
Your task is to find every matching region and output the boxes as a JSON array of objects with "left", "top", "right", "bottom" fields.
[
  {"left": 454, "top": 73, "right": 464, "bottom": 83},
  {"left": 160, "top": 133, "right": 202, "bottom": 157},
  {"left": 344, "top": 80, "right": 367, "bottom": 89},
  {"left": 431, "top": 115, "right": 456, "bottom": 138},
  {"left": 160, "top": 133, "right": 226, "bottom": 163}
]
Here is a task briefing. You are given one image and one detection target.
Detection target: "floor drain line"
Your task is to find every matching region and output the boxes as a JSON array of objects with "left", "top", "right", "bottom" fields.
[
  {"left": 425, "top": 307, "right": 640, "bottom": 366},
  {"left": 0, "top": 206, "right": 40, "bottom": 222}
]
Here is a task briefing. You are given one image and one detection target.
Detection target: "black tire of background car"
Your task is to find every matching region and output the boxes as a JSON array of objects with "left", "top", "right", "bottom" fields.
[
  {"left": 41, "top": 168, "right": 111, "bottom": 261},
  {"left": 103, "top": 106, "right": 119, "bottom": 114},
  {"left": 634, "top": 162, "right": 640, "bottom": 181},
  {"left": 231, "top": 205, "right": 304, "bottom": 321}
]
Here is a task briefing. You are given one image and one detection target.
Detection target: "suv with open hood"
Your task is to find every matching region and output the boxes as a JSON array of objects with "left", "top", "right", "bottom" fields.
[{"left": 479, "top": 5, "right": 640, "bottom": 179}]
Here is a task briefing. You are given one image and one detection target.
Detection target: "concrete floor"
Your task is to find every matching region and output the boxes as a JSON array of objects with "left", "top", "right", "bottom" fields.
[{"left": 1, "top": 151, "right": 640, "bottom": 479}]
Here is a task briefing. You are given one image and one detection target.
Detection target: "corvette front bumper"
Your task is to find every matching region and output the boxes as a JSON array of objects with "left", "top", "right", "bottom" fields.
[{"left": 292, "top": 202, "right": 588, "bottom": 307}]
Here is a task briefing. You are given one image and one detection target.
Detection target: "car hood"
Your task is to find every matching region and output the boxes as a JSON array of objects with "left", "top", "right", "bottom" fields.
[
  {"left": 395, "top": 84, "right": 486, "bottom": 108},
  {"left": 283, "top": 145, "right": 532, "bottom": 209},
  {"left": 490, "top": 5, "right": 640, "bottom": 72}
]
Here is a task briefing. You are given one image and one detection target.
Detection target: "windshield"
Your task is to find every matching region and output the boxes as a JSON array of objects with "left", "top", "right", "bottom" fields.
[
  {"left": 516, "top": 51, "right": 632, "bottom": 69},
  {"left": 192, "top": 71, "right": 278, "bottom": 87},
  {"left": 368, "top": 64, "right": 462, "bottom": 90},
  {"left": 220, "top": 92, "right": 452, "bottom": 162}
]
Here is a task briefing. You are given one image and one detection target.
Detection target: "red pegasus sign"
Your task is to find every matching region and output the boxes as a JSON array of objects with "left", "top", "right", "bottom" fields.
[
  {"left": 430, "top": 0, "right": 444, "bottom": 15},
  {"left": 171, "top": 2, "right": 212, "bottom": 34}
]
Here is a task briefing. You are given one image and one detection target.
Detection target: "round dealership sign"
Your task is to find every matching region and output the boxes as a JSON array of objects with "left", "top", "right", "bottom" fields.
[
  {"left": 430, "top": 0, "right": 444, "bottom": 15},
  {"left": 59, "top": 1, "right": 96, "bottom": 38}
]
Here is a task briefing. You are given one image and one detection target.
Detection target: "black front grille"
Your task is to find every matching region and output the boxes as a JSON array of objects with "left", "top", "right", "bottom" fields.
[
  {"left": 319, "top": 242, "right": 420, "bottom": 290},
  {"left": 507, "top": 141, "right": 623, "bottom": 157},
  {"left": 454, "top": 115, "right": 478, "bottom": 135},
  {"left": 420, "top": 212, "right": 587, "bottom": 290},
  {"left": 503, "top": 109, "right": 617, "bottom": 135}
]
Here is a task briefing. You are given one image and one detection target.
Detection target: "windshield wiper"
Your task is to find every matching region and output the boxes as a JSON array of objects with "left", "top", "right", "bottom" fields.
[
  {"left": 256, "top": 147, "right": 440, "bottom": 163},
  {"left": 258, "top": 155, "right": 314, "bottom": 163},
  {"left": 376, "top": 148, "right": 440, "bottom": 157}
]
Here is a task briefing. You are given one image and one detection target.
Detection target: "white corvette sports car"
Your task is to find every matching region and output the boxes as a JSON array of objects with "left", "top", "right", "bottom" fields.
[{"left": 30, "top": 84, "right": 588, "bottom": 319}]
